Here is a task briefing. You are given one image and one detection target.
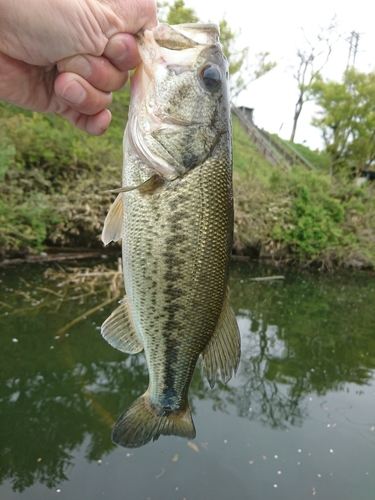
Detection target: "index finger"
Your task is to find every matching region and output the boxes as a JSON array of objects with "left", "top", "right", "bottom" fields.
[{"left": 103, "top": 33, "right": 141, "bottom": 72}]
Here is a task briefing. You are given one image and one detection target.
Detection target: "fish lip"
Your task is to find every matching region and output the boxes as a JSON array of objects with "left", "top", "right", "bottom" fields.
[{"left": 137, "top": 22, "right": 220, "bottom": 48}]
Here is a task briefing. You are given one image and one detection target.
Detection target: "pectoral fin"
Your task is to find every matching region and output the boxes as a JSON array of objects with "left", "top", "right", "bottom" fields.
[
  {"left": 102, "top": 175, "right": 163, "bottom": 195},
  {"left": 102, "top": 193, "right": 123, "bottom": 245},
  {"left": 201, "top": 290, "right": 241, "bottom": 388},
  {"left": 101, "top": 296, "right": 143, "bottom": 354},
  {"left": 102, "top": 176, "right": 164, "bottom": 246}
]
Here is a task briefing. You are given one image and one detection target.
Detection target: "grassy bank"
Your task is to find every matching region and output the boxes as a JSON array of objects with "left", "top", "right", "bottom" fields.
[
  {"left": 1, "top": 90, "right": 375, "bottom": 269},
  {"left": 232, "top": 116, "right": 375, "bottom": 269}
]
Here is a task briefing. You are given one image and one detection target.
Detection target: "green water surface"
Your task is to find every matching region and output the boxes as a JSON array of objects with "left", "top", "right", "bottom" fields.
[{"left": 0, "top": 260, "right": 374, "bottom": 499}]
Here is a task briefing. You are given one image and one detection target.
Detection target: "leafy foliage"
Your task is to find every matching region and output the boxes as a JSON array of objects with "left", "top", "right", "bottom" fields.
[
  {"left": 159, "top": 0, "right": 199, "bottom": 24},
  {"left": 311, "top": 68, "right": 375, "bottom": 173},
  {"left": 231, "top": 116, "right": 375, "bottom": 268},
  {"left": 0, "top": 92, "right": 127, "bottom": 255},
  {"left": 269, "top": 170, "right": 346, "bottom": 258}
]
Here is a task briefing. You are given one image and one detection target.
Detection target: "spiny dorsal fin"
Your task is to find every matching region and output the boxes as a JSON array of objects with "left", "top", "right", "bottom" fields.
[
  {"left": 201, "top": 290, "right": 241, "bottom": 388},
  {"left": 102, "top": 193, "right": 123, "bottom": 245},
  {"left": 101, "top": 296, "right": 143, "bottom": 354}
]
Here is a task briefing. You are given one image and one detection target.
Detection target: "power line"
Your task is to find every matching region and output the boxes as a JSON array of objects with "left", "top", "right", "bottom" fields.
[{"left": 347, "top": 31, "right": 360, "bottom": 69}]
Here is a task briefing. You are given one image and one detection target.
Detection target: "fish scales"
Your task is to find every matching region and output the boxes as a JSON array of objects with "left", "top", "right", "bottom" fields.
[
  {"left": 101, "top": 22, "right": 240, "bottom": 448},
  {"left": 124, "top": 152, "right": 232, "bottom": 407}
]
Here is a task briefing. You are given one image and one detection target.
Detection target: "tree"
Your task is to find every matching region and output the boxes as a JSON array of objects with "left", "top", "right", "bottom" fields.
[
  {"left": 311, "top": 68, "right": 375, "bottom": 174},
  {"left": 158, "top": 0, "right": 198, "bottom": 25},
  {"left": 158, "top": 1, "right": 275, "bottom": 98},
  {"left": 289, "top": 19, "right": 339, "bottom": 143}
]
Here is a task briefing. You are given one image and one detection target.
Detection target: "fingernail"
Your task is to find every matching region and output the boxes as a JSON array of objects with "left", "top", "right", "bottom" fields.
[
  {"left": 106, "top": 38, "right": 128, "bottom": 62},
  {"left": 61, "top": 81, "right": 87, "bottom": 105},
  {"left": 63, "top": 55, "right": 92, "bottom": 78}
]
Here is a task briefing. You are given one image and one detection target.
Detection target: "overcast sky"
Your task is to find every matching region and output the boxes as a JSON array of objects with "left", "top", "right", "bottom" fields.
[{"left": 176, "top": 0, "right": 374, "bottom": 149}]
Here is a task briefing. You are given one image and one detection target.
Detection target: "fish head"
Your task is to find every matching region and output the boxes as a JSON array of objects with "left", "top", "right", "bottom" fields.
[{"left": 127, "top": 23, "right": 230, "bottom": 180}]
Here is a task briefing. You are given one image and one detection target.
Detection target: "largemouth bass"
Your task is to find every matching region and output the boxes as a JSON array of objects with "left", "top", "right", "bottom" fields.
[{"left": 101, "top": 22, "right": 240, "bottom": 448}]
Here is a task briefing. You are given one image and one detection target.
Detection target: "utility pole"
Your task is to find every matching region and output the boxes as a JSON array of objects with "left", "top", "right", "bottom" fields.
[{"left": 347, "top": 31, "right": 360, "bottom": 69}]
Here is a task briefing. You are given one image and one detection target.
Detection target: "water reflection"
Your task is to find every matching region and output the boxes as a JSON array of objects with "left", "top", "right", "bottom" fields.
[
  {"left": 1, "top": 261, "right": 374, "bottom": 492},
  {"left": 229, "top": 265, "right": 375, "bottom": 426}
]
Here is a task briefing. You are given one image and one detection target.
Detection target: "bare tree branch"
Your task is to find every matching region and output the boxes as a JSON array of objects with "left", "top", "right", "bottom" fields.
[{"left": 290, "top": 17, "right": 340, "bottom": 142}]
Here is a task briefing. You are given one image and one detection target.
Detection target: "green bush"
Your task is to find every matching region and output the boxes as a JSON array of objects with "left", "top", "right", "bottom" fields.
[
  {"left": 1, "top": 95, "right": 375, "bottom": 268},
  {"left": 0, "top": 90, "right": 129, "bottom": 254}
]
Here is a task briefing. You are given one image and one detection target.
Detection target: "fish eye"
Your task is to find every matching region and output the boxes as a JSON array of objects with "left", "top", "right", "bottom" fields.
[{"left": 199, "top": 64, "right": 222, "bottom": 92}]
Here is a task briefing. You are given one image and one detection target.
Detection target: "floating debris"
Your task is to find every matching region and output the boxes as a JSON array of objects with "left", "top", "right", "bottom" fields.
[
  {"left": 249, "top": 276, "right": 284, "bottom": 282},
  {"left": 172, "top": 454, "right": 179, "bottom": 462},
  {"left": 187, "top": 442, "right": 199, "bottom": 453},
  {"left": 155, "top": 468, "right": 165, "bottom": 479}
]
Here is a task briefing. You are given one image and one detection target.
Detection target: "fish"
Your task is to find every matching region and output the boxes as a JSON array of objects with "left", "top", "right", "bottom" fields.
[{"left": 101, "top": 22, "right": 240, "bottom": 448}]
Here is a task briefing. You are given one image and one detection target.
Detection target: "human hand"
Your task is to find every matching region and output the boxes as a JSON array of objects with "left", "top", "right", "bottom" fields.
[{"left": 0, "top": 0, "right": 157, "bottom": 135}]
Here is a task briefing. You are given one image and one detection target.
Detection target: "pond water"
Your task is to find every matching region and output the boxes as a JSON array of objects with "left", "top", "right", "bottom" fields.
[{"left": 1, "top": 260, "right": 374, "bottom": 500}]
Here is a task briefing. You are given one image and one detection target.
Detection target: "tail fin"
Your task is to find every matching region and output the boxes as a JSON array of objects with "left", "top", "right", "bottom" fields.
[{"left": 112, "top": 393, "right": 196, "bottom": 448}]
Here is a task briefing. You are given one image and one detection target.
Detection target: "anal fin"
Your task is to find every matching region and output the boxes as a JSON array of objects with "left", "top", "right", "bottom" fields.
[
  {"left": 201, "top": 290, "right": 241, "bottom": 388},
  {"left": 101, "top": 296, "right": 143, "bottom": 354}
]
